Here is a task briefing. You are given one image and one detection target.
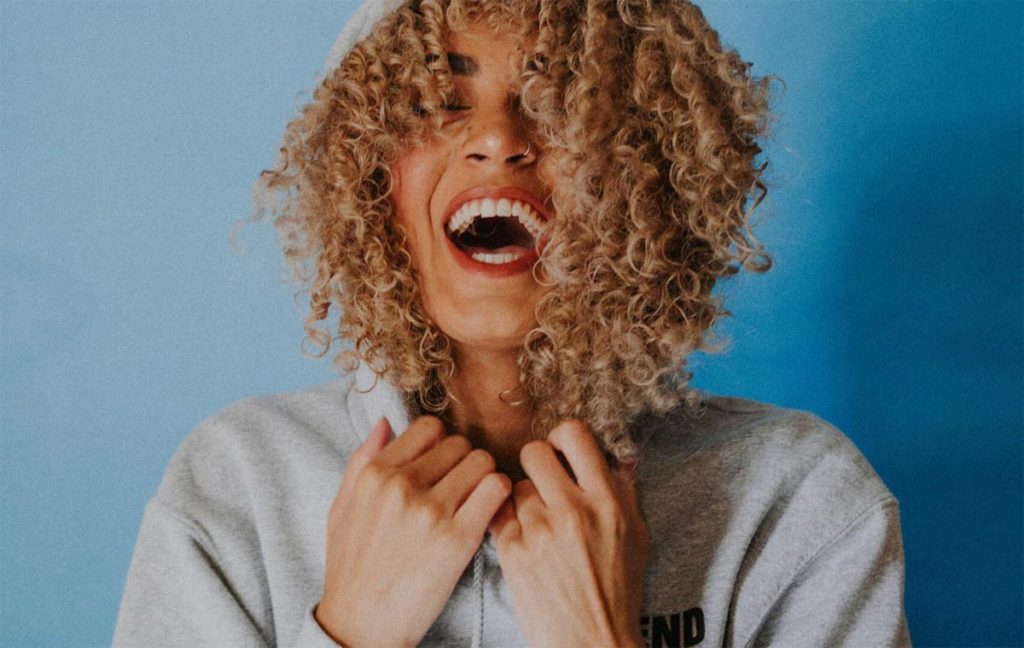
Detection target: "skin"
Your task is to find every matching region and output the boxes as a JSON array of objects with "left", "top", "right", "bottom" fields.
[
  {"left": 315, "top": 23, "right": 648, "bottom": 648},
  {"left": 389, "top": 25, "right": 549, "bottom": 477}
]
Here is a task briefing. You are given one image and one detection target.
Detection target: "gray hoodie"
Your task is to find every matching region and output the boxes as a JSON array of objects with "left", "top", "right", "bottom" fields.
[{"left": 112, "top": 363, "right": 910, "bottom": 647}]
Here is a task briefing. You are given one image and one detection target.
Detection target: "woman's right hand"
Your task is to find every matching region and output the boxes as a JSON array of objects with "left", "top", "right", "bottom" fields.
[{"left": 315, "top": 415, "right": 511, "bottom": 648}]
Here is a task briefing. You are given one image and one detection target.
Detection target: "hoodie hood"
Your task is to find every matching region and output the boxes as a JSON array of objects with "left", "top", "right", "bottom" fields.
[
  {"left": 352, "top": 360, "right": 414, "bottom": 439},
  {"left": 322, "top": 0, "right": 405, "bottom": 79},
  {"left": 329, "top": 0, "right": 416, "bottom": 442}
]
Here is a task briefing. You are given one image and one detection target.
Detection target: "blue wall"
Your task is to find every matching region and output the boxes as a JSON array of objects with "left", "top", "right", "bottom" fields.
[{"left": 1, "top": 2, "right": 1020, "bottom": 646}]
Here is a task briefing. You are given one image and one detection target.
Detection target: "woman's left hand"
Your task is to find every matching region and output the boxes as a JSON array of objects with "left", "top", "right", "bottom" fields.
[{"left": 488, "top": 419, "right": 648, "bottom": 648}]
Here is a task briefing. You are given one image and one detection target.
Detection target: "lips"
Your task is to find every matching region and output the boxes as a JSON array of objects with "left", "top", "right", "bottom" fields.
[{"left": 441, "top": 185, "right": 552, "bottom": 278}]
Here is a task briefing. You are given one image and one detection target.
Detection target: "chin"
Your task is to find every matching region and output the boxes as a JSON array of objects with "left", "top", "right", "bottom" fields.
[{"left": 437, "top": 309, "right": 537, "bottom": 353}]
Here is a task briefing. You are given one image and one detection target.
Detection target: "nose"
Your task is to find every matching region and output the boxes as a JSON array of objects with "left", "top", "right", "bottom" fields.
[{"left": 460, "top": 105, "right": 537, "bottom": 168}]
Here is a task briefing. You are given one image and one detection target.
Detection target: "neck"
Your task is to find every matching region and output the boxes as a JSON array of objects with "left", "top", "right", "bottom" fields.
[{"left": 445, "top": 344, "right": 540, "bottom": 483}]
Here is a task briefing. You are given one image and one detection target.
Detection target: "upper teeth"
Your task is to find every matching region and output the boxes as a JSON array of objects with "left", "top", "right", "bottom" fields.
[{"left": 446, "top": 198, "right": 545, "bottom": 238}]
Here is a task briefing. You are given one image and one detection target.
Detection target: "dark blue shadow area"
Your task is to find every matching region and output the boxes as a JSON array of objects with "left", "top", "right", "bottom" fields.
[
  {"left": 697, "top": 2, "right": 1024, "bottom": 644},
  {"left": 839, "top": 87, "right": 1023, "bottom": 648}
]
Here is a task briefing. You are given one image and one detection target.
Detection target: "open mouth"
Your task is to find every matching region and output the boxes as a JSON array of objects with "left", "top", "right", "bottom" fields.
[{"left": 445, "top": 197, "right": 545, "bottom": 266}]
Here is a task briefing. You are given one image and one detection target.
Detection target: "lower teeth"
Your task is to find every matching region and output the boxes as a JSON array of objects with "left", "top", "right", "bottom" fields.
[{"left": 470, "top": 250, "right": 526, "bottom": 264}]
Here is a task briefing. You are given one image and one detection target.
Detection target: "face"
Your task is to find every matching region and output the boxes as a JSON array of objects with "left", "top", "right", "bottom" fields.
[{"left": 390, "top": 24, "right": 555, "bottom": 355}]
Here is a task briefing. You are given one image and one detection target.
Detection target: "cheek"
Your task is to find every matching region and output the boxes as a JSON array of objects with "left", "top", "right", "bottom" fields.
[{"left": 390, "top": 145, "right": 446, "bottom": 238}]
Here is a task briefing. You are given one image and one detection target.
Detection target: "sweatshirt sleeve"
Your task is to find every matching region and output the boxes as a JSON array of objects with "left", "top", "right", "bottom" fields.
[
  {"left": 747, "top": 498, "right": 912, "bottom": 648},
  {"left": 113, "top": 500, "right": 347, "bottom": 648},
  {"left": 112, "top": 500, "right": 272, "bottom": 647}
]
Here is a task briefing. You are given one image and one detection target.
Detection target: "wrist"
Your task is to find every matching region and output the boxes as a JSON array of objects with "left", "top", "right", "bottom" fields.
[
  {"left": 313, "top": 603, "right": 353, "bottom": 648},
  {"left": 314, "top": 602, "right": 416, "bottom": 648}
]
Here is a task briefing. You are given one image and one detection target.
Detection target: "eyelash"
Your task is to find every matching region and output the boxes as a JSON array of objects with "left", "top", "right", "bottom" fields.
[{"left": 412, "top": 103, "right": 470, "bottom": 117}]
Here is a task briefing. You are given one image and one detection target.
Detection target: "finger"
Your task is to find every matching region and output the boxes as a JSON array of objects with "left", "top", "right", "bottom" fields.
[
  {"left": 453, "top": 472, "right": 512, "bottom": 537},
  {"left": 433, "top": 448, "right": 497, "bottom": 514},
  {"left": 612, "top": 460, "right": 641, "bottom": 514},
  {"left": 512, "top": 478, "right": 546, "bottom": 528},
  {"left": 343, "top": 417, "right": 393, "bottom": 481},
  {"left": 612, "top": 460, "right": 648, "bottom": 546},
  {"left": 545, "top": 419, "right": 613, "bottom": 496},
  {"left": 405, "top": 434, "right": 473, "bottom": 487},
  {"left": 487, "top": 495, "right": 520, "bottom": 546},
  {"left": 519, "top": 440, "right": 575, "bottom": 508},
  {"left": 375, "top": 415, "right": 447, "bottom": 467},
  {"left": 335, "top": 417, "right": 393, "bottom": 510}
]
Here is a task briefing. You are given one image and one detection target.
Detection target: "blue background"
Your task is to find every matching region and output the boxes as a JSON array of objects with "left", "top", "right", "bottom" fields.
[{"left": 1, "top": 1, "right": 1020, "bottom": 646}]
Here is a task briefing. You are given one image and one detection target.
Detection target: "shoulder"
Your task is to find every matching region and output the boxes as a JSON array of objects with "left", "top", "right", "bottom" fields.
[
  {"left": 634, "top": 395, "right": 909, "bottom": 645},
  {"left": 636, "top": 391, "right": 898, "bottom": 544},
  {"left": 152, "top": 376, "right": 361, "bottom": 516}
]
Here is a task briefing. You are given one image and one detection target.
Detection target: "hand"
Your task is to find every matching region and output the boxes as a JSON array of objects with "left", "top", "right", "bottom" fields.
[
  {"left": 316, "top": 416, "right": 511, "bottom": 648},
  {"left": 489, "top": 419, "right": 648, "bottom": 648}
]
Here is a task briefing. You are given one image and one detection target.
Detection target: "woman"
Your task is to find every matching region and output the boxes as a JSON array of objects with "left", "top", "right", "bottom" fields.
[{"left": 114, "top": 1, "right": 911, "bottom": 646}]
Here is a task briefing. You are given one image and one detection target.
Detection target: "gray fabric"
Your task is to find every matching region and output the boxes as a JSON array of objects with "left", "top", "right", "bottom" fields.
[
  {"left": 321, "top": 0, "right": 403, "bottom": 79},
  {"left": 112, "top": 366, "right": 911, "bottom": 647}
]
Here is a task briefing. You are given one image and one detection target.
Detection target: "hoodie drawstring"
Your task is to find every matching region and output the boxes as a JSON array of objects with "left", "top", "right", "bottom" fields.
[{"left": 470, "top": 545, "right": 485, "bottom": 648}]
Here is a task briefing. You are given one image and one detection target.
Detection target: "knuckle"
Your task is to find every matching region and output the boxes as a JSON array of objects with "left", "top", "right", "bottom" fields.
[
  {"left": 413, "top": 498, "right": 446, "bottom": 529},
  {"left": 532, "top": 517, "right": 555, "bottom": 540},
  {"left": 557, "top": 507, "right": 589, "bottom": 536},
  {"left": 382, "top": 472, "right": 417, "bottom": 505},
  {"left": 357, "top": 461, "right": 389, "bottom": 490},
  {"left": 393, "top": 471, "right": 417, "bottom": 494}
]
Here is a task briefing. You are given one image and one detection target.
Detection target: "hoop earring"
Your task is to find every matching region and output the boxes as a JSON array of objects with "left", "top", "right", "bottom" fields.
[
  {"left": 520, "top": 142, "right": 532, "bottom": 158},
  {"left": 498, "top": 386, "right": 528, "bottom": 407}
]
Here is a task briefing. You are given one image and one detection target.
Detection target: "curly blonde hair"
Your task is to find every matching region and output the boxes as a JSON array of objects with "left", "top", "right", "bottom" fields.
[{"left": 254, "top": 0, "right": 773, "bottom": 461}]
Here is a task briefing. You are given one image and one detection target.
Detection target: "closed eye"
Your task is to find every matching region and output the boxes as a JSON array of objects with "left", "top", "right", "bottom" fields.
[{"left": 412, "top": 103, "right": 471, "bottom": 117}]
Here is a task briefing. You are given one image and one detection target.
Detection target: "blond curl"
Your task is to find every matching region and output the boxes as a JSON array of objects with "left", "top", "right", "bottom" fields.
[{"left": 252, "top": 0, "right": 775, "bottom": 462}]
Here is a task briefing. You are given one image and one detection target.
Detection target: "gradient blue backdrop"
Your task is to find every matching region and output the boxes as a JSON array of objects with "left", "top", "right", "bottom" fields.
[{"left": 2, "top": 2, "right": 1021, "bottom": 646}]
